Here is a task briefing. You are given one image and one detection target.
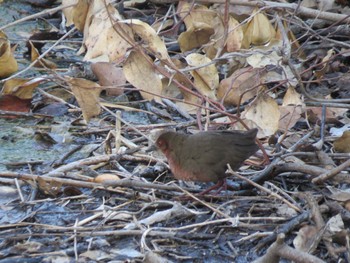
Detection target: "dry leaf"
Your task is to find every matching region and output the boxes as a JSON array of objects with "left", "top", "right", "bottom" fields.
[
  {"left": 62, "top": 0, "right": 78, "bottom": 27},
  {"left": 333, "top": 131, "right": 350, "bottom": 153},
  {"left": 278, "top": 105, "right": 303, "bottom": 131},
  {"left": 177, "top": 3, "right": 216, "bottom": 52},
  {"left": 37, "top": 177, "right": 62, "bottom": 197},
  {"left": 293, "top": 225, "right": 318, "bottom": 252},
  {"left": 83, "top": 3, "right": 129, "bottom": 62},
  {"left": 246, "top": 49, "right": 281, "bottom": 68},
  {"left": 178, "top": 23, "right": 214, "bottom": 52},
  {"left": 29, "top": 41, "right": 57, "bottom": 69},
  {"left": 120, "top": 19, "right": 170, "bottom": 61},
  {"left": 226, "top": 16, "right": 244, "bottom": 52},
  {"left": 0, "top": 95, "right": 31, "bottom": 113},
  {"left": 243, "top": 10, "right": 276, "bottom": 47},
  {"left": 244, "top": 94, "right": 280, "bottom": 137},
  {"left": 217, "top": 67, "right": 262, "bottom": 106},
  {"left": 185, "top": 53, "right": 218, "bottom": 99},
  {"left": 68, "top": 77, "right": 102, "bottom": 122},
  {"left": 328, "top": 187, "right": 350, "bottom": 202},
  {"left": 0, "top": 36, "right": 18, "bottom": 78},
  {"left": 123, "top": 50, "right": 163, "bottom": 102},
  {"left": 203, "top": 15, "right": 224, "bottom": 58},
  {"left": 2, "top": 78, "right": 42, "bottom": 99},
  {"left": 327, "top": 214, "right": 344, "bottom": 234},
  {"left": 62, "top": 0, "right": 88, "bottom": 31},
  {"left": 178, "top": 2, "right": 216, "bottom": 29},
  {"left": 282, "top": 86, "right": 304, "bottom": 106},
  {"left": 91, "top": 62, "right": 125, "bottom": 96},
  {"left": 152, "top": 18, "right": 174, "bottom": 32}
]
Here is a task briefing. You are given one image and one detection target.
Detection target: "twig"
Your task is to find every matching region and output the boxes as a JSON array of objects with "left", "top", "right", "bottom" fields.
[
  {"left": 227, "top": 165, "right": 302, "bottom": 213},
  {"left": 312, "top": 158, "right": 350, "bottom": 184},
  {"left": 197, "top": 0, "right": 350, "bottom": 24},
  {"left": 253, "top": 233, "right": 325, "bottom": 263}
]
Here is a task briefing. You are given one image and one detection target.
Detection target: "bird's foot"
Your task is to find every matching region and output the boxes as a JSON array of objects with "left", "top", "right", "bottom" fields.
[{"left": 198, "top": 179, "right": 227, "bottom": 196}]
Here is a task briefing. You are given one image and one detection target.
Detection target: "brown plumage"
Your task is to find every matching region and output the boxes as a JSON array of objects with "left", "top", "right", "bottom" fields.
[{"left": 156, "top": 128, "right": 259, "bottom": 184}]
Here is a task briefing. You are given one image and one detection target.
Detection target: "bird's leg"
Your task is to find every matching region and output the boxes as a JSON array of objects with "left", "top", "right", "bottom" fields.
[{"left": 198, "top": 179, "right": 226, "bottom": 195}]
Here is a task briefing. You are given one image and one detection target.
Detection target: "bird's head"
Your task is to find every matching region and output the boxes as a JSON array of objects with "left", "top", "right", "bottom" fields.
[{"left": 156, "top": 134, "right": 170, "bottom": 153}]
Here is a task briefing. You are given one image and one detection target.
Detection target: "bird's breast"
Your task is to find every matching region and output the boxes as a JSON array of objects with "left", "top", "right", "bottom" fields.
[{"left": 166, "top": 154, "right": 199, "bottom": 181}]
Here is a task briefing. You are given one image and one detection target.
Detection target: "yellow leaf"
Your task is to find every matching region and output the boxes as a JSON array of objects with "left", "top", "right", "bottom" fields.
[
  {"left": 243, "top": 10, "right": 275, "bottom": 47},
  {"left": 2, "top": 78, "right": 41, "bottom": 99},
  {"left": 244, "top": 93, "right": 280, "bottom": 136},
  {"left": 0, "top": 38, "right": 18, "bottom": 78},
  {"left": 178, "top": 23, "right": 214, "bottom": 52},
  {"left": 120, "top": 19, "right": 170, "bottom": 61},
  {"left": 185, "top": 53, "right": 218, "bottom": 99},
  {"left": 123, "top": 50, "right": 163, "bottom": 102}
]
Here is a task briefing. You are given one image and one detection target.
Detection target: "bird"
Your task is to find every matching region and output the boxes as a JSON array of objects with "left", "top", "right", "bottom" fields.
[{"left": 155, "top": 128, "right": 259, "bottom": 194}]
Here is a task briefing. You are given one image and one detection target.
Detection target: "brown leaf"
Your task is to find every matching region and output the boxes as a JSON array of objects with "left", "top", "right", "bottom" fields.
[
  {"left": 91, "top": 62, "right": 125, "bottom": 96},
  {"left": 333, "top": 131, "right": 350, "bottom": 153},
  {"left": 282, "top": 86, "right": 304, "bottom": 106},
  {"left": 293, "top": 225, "right": 318, "bottom": 252},
  {"left": 29, "top": 41, "right": 57, "bottom": 69},
  {"left": 226, "top": 16, "right": 244, "bottom": 52},
  {"left": 217, "top": 67, "right": 262, "bottom": 106},
  {"left": 0, "top": 95, "right": 31, "bottom": 114},
  {"left": 178, "top": 23, "right": 214, "bottom": 52},
  {"left": 278, "top": 105, "right": 303, "bottom": 131},
  {"left": 37, "top": 177, "right": 62, "bottom": 197},
  {"left": 68, "top": 77, "right": 102, "bottom": 122},
  {"left": 2, "top": 78, "right": 42, "bottom": 99}
]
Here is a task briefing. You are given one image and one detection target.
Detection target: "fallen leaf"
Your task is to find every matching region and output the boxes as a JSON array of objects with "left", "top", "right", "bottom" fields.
[
  {"left": 83, "top": 3, "right": 130, "bottom": 62},
  {"left": 62, "top": 0, "right": 79, "bottom": 27},
  {"left": 217, "top": 67, "right": 262, "bottom": 106},
  {"left": 293, "top": 225, "right": 318, "bottom": 252},
  {"left": 226, "top": 16, "right": 244, "bottom": 52},
  {"left": 120, "top": 19, "right": 171, "bottom": 61},
  {"left": 333, "top": 131, "right": 350, "bottom": 153},
  {"left": 185, "top": 53, "right": 218, "bottom": 99},
  {"left": 244, "top": 93, "right": 280, "bottom": 136},
  {"left": 30, "top": 41, "right": 57, "bottom": 69},
  {"left": 0, "top": 95, "right": 31, "bottom": 114},
  {"left": 243, "top": 9, "right": 276, "bottom": 47},
  {"left": 123, "top": 50, "right": 163, "bottom": 102},
  {"left": 2, "top": 78, "right": 42, "bottom": 99},
  {"left": 68, "top": 77, "right": 102, "bottom": 122},
  {"left": 0, "top": 35, "right": 18, "bottom": 78},
  {"left": 62, "top": 0, "right": 88, "bottom": 31},
  {"left": 178, "top": 2, "right": 216, "bottom": 29},
  {"left": 37, "top": 177, "right": 62, "bottom": 197},
  {"left": 278, "top": 105, "right": 303, "bottom": 131},
  {"left": 91, "top": 62, "right": 125, "bottom": 96},
  {"left": 178, "top": 23, "right": 214, "bottom": 52},
  {"left": 282, "top": 86, "right": 304, "bottom": 106}
]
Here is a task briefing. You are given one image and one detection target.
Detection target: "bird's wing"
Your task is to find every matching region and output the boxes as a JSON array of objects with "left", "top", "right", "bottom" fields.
[{"left": 182, "top": 131, "right": 257, "bottom": 170}]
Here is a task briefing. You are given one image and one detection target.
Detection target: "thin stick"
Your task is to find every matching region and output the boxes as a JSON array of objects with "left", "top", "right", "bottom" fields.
[{"left": 227, "top": 165, "right": 302, "bottom": 213}]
